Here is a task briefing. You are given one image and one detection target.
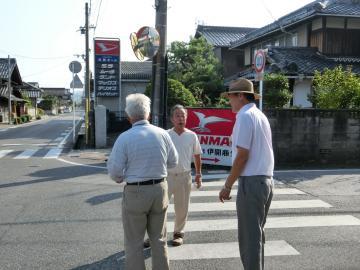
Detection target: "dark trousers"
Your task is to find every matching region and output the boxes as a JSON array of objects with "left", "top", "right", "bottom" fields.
[{"left": 236, "top": 175, "right": 273, "bottom": 270}]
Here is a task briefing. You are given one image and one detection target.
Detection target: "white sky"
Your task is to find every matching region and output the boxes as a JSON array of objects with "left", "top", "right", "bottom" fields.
[{"left": 0, "top": 0, "right": 313, "bottom": 88}]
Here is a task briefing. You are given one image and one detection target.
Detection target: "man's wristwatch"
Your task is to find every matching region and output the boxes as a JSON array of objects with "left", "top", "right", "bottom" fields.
[{"left": 195, "top": 173, "right": 202, "bottom": 177}]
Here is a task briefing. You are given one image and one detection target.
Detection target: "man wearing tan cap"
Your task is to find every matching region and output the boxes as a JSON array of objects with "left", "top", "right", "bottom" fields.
[{"left": 218, "top": 78, "right": 274, "bottom": 270}]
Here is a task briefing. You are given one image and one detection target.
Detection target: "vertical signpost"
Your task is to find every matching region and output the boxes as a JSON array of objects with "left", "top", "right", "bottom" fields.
[
  {"left": 254, "top": 49, "right": 266, "bottom": 111},
  {"left": 94, "top": 39, "right": 120, "bottom": 100},
  {"left": 69, "top": 61, "right": 82, "bottom": 144}
]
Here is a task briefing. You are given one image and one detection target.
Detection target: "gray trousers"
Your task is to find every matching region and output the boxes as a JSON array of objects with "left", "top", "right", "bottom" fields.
[
  {"left": 236, "top": 175, "right": 273, "bottom": 270},
  {"left": 122, "top": 181, "right": 169, "bottom": 270}
]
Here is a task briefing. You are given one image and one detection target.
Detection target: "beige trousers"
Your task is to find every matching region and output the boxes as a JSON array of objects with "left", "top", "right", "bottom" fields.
[
  {"left": 167, "top": 171, "right": 192, "bottom": 234},
  {"left": 122, "top": 181, "right": 169, "bottom": 270}
]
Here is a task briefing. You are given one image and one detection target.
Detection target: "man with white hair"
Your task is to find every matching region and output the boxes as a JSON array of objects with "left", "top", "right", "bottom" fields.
[{"left": 107, "top": 93, "right": 178, "bottom": 270}]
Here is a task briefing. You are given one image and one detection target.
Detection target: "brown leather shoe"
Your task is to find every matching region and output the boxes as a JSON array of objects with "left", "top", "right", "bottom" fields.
[
  {"left": 172, "top": 232, "right": 184, "bottom": 246},
  {"left": 143, "top": 238, "right": 151, "bottom": 248}
]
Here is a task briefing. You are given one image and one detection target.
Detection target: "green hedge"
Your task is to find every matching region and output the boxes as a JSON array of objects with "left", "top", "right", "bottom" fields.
[{"left": 12, "top": 114, "right": 32, "bottom": 125}]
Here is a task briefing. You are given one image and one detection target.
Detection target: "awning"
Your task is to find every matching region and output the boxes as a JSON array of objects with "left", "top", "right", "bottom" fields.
[
  {"left": 11, "top": 95, "right": 24, "bottom": 102},
  {"left": 0, "top": 93, "right": 24, "bottom": 102}
]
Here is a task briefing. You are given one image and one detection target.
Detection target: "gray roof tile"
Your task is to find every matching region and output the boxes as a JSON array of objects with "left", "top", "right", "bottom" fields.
[
  {"left": 231, "top": 0, "right": 360, "bottom": 48},
  {"left": 228, "top": 46, "right": 360, "bottom": 81},
  {"left": 121, "top": 61, "right": 152, "bottom": 80},
  {"left": 0, "top": 58, "right": 17, "bottom": 79},
  {"left": 196, "top": 25, "right": 257, "bottom": 47}
]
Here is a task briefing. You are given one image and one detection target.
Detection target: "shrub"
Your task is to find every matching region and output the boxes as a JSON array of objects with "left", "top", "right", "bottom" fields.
[
  {"left": 263, "top": 73, "right": 292, "bottom": 108},
  {"left": 37, "top": 108, "right": 44, "bottom": 116},
  {"left": 309, "top": 66, "right": 360, "bottom": 109},
  {"left": 21, "top": 116, "right": 27, "bottom": 123},
  {"left": 13, "top": 117, "right": 22, "bottom": 125}
]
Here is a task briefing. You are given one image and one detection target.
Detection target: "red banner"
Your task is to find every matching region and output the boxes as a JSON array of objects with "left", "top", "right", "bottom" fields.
[{"left": 186, "top": 108, "right": 235, "bottom": 166}]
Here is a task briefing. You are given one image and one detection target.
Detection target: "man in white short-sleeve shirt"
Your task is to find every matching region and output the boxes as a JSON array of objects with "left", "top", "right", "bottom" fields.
[
  {"left": 218, "top": 78, "right": 274, "bottom": 270},
  {"left": 166, "top": 104, "right": 202, "bottom": 246}
]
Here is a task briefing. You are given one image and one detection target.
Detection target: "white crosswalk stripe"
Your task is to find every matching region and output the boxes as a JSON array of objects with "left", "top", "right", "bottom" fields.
[
  {"left": 14, "top": 149, "right": 37, "bottom": 159},
  {"left": 198, "top": 179, "right": 284, "bottom": 186},
  {"left": 167, "top": 215, "right": 360, "bottom": 233},
  {"left": 168, "top": 199, "right": 332, "bottom": 213},
  {"left": 0, "top": 148, "right": 64, "bottom": 159},
  {"left": 43, "top": 148, "right": 62, "bottom": 159},
  {"left": 54, "top": 137, "right": 64, "bottom": 142},
  {"left": 160, "top": 178, "right": 360, "bottom": 265},
  {"left": 168, "top": 240, "right": 300, "bottom": 260},
  {"left": 0, "top": 150, "right": 13, "bottom": 158},
  {"left": 191, "top": 188, "right": 305, "bottom": 197}
]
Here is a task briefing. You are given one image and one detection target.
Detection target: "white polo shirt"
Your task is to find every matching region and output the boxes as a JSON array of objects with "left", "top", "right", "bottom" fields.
[
  {"left": 232, "top": 103, "right": 274, "bottom": 176},
  {"left": 168, "top": 128, "right": 202, "bottom": 174}
]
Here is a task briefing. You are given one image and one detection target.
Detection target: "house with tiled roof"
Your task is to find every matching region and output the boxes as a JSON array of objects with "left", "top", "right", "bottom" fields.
[
  {"left": 0, "top": 58, "right": 26, "bottom": 122},
  {"left": 227, "top": 0, "right": 360, "bottom": 108},
  {"left": 195, "top": 25, "right": 257, "bottom": 77}
]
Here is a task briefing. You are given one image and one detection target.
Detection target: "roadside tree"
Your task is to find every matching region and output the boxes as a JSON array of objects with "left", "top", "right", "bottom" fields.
[
  {"left": 168, "top": 37, "right": 224, "bottom": 106},
  {"left": 145, "top": 78, "right": 197, "bottom": 110}
]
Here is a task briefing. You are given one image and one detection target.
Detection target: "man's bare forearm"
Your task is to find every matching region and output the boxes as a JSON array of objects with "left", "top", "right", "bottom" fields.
[{"left": 225, "top": 147, "right": 248, "bottom": 188}]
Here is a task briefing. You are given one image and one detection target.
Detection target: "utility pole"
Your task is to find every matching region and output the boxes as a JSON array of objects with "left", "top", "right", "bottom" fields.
[
  {"left": 80, "top": 2, "right": 91, "bottom": 145},
  {"left": 8, "top": 56, "right": 12, "bottom": 125},
  {"left": 152, "top": 0, "right": 167, "bottom": 127}
]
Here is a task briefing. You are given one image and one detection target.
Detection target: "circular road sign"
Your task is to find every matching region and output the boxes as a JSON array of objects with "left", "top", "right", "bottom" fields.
[
  {"left": 254, "top": 50, "right": 265, "bottom": 73},
  {"left": 69, "top": 61, "right": 82, "bottom": 73}
]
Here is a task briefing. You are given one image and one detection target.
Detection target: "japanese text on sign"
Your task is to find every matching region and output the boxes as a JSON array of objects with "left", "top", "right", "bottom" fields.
[
  {"left": 94, "top": 39, "right": 120, "bottom": 97},
  {"left": 186, "top": 108, "right": 236, "bottom": 166}
]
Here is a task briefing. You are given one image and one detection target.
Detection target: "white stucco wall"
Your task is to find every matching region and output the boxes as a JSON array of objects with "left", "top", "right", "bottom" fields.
[
  {"left": 96, "top": 81, "right": 149, "bottom": 115},
  {"left": 326, "top": 17, "right": 345, "bottom": 29},
  {"left": 348, "top": 18, "right": 360, "bottom": 29},
  {"left": 96, "top": 96, "right": 121, "bottom": 112},
  {"left": 293, "top": 79, "right": 312, "bottom": 108},
  {"left": 297, "top": 24, "right": 308, "bottom": 46},
  {"left": 312, "top": 18, "right": 322, "bottom": 31}
]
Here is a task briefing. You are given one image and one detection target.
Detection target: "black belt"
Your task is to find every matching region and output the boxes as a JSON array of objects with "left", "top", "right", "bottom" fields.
[{"left": 127, "top": 178, "right": 164, "bottom": 186}]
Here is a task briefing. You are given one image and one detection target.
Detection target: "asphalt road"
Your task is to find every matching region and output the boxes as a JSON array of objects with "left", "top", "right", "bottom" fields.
[{"left": 0, "top": 116, "right": 359, "bottom": 269}]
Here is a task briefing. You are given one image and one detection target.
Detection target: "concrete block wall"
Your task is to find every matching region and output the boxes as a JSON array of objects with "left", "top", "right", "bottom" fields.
[{"left": 265, "top": 109, "right": 360, "bottom": 167}]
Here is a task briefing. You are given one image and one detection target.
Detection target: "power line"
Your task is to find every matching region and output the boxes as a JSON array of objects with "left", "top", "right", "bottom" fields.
[
  {"left": 0, "top": 49, "right": 72, "bottom": 60},
  {"left": 95, "top": 0, "right": 103, "bottom": 28},
  {"left": 22, "top": 60, "right": 70, "bottom": 78},
  {"left": 260, "top": 0, "right": 277, "bottom": 22},
  {"left": 260, "top": 0, "right": 293, "bottom": 35},
  {"left": 93, "top": 0, "right": 103, "bottom": 35}
]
